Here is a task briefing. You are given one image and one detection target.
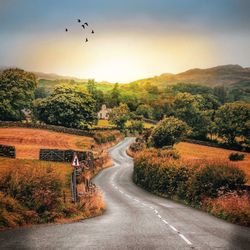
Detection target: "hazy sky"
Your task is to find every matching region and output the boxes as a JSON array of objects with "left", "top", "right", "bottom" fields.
[{"left": 1, "top": 0, "right": 250, "bottom": 82}]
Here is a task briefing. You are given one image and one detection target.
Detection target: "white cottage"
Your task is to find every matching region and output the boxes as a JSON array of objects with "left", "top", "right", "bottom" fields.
[{"left": 97, "top": 104, "right": 112, "bottom": 120}]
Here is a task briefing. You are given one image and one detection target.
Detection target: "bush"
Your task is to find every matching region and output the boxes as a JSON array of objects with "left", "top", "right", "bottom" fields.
[
  {"left": 203, "top": 191, "right": 250, "bottom": 226},
  {"left": 134, "top": 149, "right": 246, "bottom": 204},
  {"left": 0, "top": 192, "right": 27, "bottom": 229},
  {"left": 128, "top": 120, "right": 144, "bottom": 134},
  {"left": 93, "top": 131, "right": 121, "bottom": 144},
  {"left": 0, "top": 165, "right": 64, "bottom": 222},
  {"left": 149, "top": 117, "right": 189, "bottom": 148},
  {"left": 129, "top": 142, "right": 145, "bottom": 153},
  {"left": 187, "top": 160, "right": 246, "bottom": 203},
  {"left": 229, "top": 152, "right": 245, "bottom": 161}
]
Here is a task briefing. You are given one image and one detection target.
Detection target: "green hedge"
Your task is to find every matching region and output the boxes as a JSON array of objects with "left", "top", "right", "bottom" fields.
[
  {"left": 93, "top": 131, "right": 121, "bottom": 144},
  {"left": 133, "top": 148, "right": 246, "bottom": 204}
]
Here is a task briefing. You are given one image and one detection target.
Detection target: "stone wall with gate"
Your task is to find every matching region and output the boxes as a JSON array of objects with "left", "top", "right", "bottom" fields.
[{"left": 39, "top": 149, "right": 94, "bottom": 165}]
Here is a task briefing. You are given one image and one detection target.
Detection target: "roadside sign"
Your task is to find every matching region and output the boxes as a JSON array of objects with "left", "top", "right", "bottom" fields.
[{"left": 72, "top": 153, "right": 80, "bottom": 167}]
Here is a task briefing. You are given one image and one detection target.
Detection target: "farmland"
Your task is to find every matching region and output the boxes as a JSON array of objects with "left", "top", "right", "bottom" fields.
[
  {"left": 0, "top": 128, "right": 96, "bottom": 159},
  {"left": 176, "top": 142, "right": 250, "bottom": 184}
]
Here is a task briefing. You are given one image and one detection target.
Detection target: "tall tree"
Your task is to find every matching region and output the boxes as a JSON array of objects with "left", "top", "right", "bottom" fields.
[
  {"left": 149, "top": 116, "right": 190, "bottom": 148},
  {"left": 214, "top": 102, "right": 250, "bottom": 145},
  {"left": 34, "top": 84, "right": 97, "bottom": 128},
  {"left": 86, "top": 79, "right": 104, "bottom": 111},
  {"left": 172, "top": 92, "right": 210, "bottom": 139},
  {"left": 109, "top": 83, "right": 120, "bottom": 107},
  {"left": 0, "top": 68, "right": 37, "bottom": 121},
  {"left": 109, "top": 103, "right": 130, "bottom": 130},
  {"left": 214, "top": 86, "right": 228, "bottom": 104}
]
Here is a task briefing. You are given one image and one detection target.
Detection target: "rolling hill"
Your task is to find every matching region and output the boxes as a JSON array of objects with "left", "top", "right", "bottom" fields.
[
  {"left": 130, "top": 64, "right": 250, "bottom": 90},
  {"left": 1, "top": 64, "right": 250, "bottom": 93}
]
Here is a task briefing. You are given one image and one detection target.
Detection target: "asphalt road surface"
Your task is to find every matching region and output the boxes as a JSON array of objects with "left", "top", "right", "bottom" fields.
[{"left": 0, "top": 138, "right": 249, "bottom": 250}]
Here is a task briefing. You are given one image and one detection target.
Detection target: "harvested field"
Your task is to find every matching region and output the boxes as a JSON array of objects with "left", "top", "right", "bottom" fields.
[
  {"left": 0, "top": 128, "right": 96, "bottom": 159},
  {"left": 176, "top": 142, "right": 250, "bottom": 184}
]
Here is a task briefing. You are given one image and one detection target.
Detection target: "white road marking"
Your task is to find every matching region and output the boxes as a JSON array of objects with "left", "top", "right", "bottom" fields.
[
  {"left": 162, "top": 220, "right": 169, "bottom": 225},
  {"left": 169, "top": 225, "right": 178, "bottom": 232},
  {"left": 179, "top": 234, "right": 192, "bottom": 245},
  {"left": 110, "top": 140, "right": 193, "bottom": 247}
]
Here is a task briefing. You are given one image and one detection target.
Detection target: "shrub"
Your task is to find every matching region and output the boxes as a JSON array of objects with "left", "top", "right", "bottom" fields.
[
  {"left": 0, "top": 165, "right": 64, "bottom": 221},
  {"left": 149, "top": 117, "right": 189, "bottom": 148},
  {"left": 128, "top": 120, "right": 144, "bottom": 134},
  {"left": 187, "top": 160, "right": 246, "bottom": 203},
  {"left": 0, "top": 192, "right": 27, "bottom": 229},
  {"left": 93, "top": 130, "right": 121, "bottom": 144},
  {"left": 134, "top": 149, "right": 246, "bottom": 204},
  {"left": 129, "top": 142, "right": 145, "bottom": 153},
  {"left": 229, "top": 152, "right": 245, "bottom": 161},
  {"left": 203, "top": 191, "right": 250, "bottom": 226}
]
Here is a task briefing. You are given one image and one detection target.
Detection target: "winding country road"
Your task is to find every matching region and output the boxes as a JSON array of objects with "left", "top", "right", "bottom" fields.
[{"left": 0, "top": 138, "right": 250, "bottom": 249}]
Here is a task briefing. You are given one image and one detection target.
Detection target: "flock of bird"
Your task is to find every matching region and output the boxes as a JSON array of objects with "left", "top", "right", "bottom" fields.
[{"left": 65, "top": 19, "right": 94, "bottom": 43}]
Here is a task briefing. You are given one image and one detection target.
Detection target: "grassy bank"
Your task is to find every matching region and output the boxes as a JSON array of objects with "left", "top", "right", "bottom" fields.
[
  {"left": 0, "top": 126, "right": 123, "bottom": 230},
  {"left": 0, "top": 157, "right": 105, "bottom": 230}
]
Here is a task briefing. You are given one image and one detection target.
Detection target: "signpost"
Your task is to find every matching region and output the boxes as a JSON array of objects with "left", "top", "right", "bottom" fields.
[{"left": 71, "top": 153, "right": 80, "bottom": 203}]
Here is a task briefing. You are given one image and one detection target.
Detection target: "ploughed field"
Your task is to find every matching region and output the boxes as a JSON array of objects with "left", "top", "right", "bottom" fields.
[
  {"left": 176, "top": 142, "right": 250, "bottom": 185},
  {"left": 0, "top": 128, "right": 95, "bottom": 159}
]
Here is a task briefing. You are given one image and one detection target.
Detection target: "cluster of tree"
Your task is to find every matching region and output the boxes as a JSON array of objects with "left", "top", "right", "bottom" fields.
[
  {"left": 1, "top": 69, "right": 249, "bottom": 147},
  {"left": 0, "top": 69, "right": 98, "bottom": 129}
]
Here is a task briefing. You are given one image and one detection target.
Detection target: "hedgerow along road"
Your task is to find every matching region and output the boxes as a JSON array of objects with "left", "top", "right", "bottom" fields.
[{"left": 0, "top": 138, "right": 249, "bottom": 249}]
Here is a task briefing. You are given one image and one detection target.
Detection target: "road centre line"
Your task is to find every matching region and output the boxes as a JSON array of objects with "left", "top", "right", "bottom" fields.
[{"left": 112, "top": 175, "right": 192, "bottom": 246}]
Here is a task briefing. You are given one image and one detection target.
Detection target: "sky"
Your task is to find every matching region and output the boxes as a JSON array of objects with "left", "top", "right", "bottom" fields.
[{"left": 0, "top": 0, "right": 250, "bottom": 82}]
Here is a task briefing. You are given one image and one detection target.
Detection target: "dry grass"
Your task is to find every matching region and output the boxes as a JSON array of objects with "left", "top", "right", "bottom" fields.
[
  {"left": 176, "top": 142, "right": 250, "bottom": 184},
  {"left": 0, "top": 157, "right": 105, "bottom": 229},
  {"left": 0, "top": 157, "right": 70, "bottom": 180},
  {"left": 0, "top": 128, "right": 96, "bottom": 159}
]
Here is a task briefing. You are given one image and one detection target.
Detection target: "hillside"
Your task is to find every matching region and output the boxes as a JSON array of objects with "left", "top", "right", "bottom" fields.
[{"left": 130, "top": 65, "right": 250, "bottom": 90}]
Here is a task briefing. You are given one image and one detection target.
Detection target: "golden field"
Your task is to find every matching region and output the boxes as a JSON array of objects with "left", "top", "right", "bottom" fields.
[
  {"left": 0, "top": 128, "right": 96, "bottom": 159},
  {"left": 176, "top": 142, "right": 250, "bottom": 184}
]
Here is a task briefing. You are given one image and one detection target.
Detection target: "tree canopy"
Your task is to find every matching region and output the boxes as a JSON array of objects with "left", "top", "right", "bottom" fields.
[
  {"left": 109, "top": 103, "right": 130, "bottom": 130},
  {"left": 149, "top": 116, "right": 190, "bottom": 148},
  {"left": 0, "top": 68, "right": 37, "bottom": 121},
  {"left": 34, "top": 84, "right": 97, "bottom": 128},
  {"left": 215, "top": 102, "right": 250, "bottom": 145}
]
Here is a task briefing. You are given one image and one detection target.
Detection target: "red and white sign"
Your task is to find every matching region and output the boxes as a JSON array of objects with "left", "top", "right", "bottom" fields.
[{"left": 72, "top": 153, "right": 80, "bottom": 167}]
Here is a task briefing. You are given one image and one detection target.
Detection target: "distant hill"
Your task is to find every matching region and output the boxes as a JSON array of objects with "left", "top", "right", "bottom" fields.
[
  {"left": 1, "top": 64, "right": 250, "bottom": 92},
  {"left": 130, "top": 65, "right": 250, "bottom": 90},
  {"left": 0, "top": 67, "right": 86, "bottom": 82},
  {"left": 33, "top": 72, "right": 87, "bottom": 82}
]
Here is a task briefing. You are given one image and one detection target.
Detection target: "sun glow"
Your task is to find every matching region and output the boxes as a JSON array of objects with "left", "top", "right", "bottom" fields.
[{"left": 11, "top": 32, "right": 215, "bottom": 82}]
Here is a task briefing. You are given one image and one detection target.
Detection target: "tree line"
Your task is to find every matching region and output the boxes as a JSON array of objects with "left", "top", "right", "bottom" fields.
[{"left": 0, "top": 68, "right": 249, "bottom": 149}]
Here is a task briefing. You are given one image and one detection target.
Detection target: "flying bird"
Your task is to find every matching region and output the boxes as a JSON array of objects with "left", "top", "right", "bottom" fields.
[
  {"left": 65, "top": 28, "right": 68, "bottom": 32},
  {"left": 77, "top": 19, "right": 81, "bottom": 23},
  {"left": 85, "top": 38, "right": 88, "bottom": 42},
  {"left": 91, "top": 30, "right": 94, "bottom": 34},
  {"left": 81, "top": 24, "right": 85, "bottom": 29},
  {"left": 84, "top": 22, "right": 88, "bottom": 26}
]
